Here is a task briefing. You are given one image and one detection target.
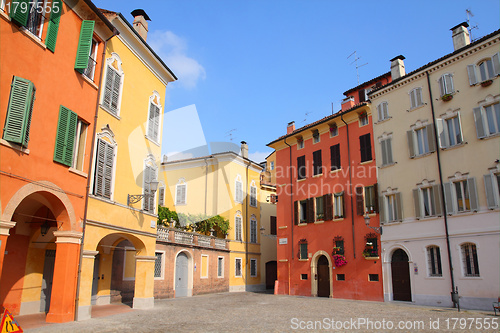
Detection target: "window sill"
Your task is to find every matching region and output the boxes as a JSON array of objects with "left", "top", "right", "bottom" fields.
[
  {"left": 297, "top": 178, "right": 306, "bottom": 183},
  {"left": 297, "top": 223, "right": 307, "bottom": 227},
  {"left": 333, "top": 217, "right": 344, "bottom": 222},
  {"left": 410, "top": 151, "right": 434, "bottom": 160},
  {"left": 363, "top": 256, "right": 380, "bottom": 260},
  {"left": 408, "top": 104, "right": 426, "bottom": 112},
  {"left": 459, "top": 275, "right": 482, "bottom": 280},
  {"left": 298, "top": 259, "right": 309, "bottom": 262},
  {"left": 80, "top": 74, "right": 98, "bottom": 90},
  {"left": 359, "top": 160, "right": 373, "bottom": 166},
  {"left": 479, "top": 132, "right": 500, "bottom": 141},
  {"left": 330, "top": 168, "right": 342, "bottom": 174},
  {"left": 375, "top": 117, "right": 392, "bottom": 125},
  {"left": 312, "top": 173, "right": 323, "bottom": 178},
  {"left": 100, "top": 105, "right": 121, "bottom": 120},
  {"left": 314, "top": 220, "right": 324, "bottom": 224},
  {"left": 145, "top": 135, "right": 160, "bottom": 147},
  {"left": 425, "top": 276, "right": 444, "bottom": 280},
  {"left": 0, "top": 139, "right": 29, "bottom": 154},
  {"left": 440, "top": 142, "right": 466, "bottom": 151},
  {"left": 379, "top": 162, "right": 396, "bottom": 169},
  {"left": 69, "top": 167, "right": 88, "bottom": 178},
  {"left": 19, "top": 26, "right": 46, "bottom": 50},
  {"left": 278, "top": 226, "right": 287, "bottom": 229},
  {"left": 0, "top": 8, "right": 10, "bottom": 22}
]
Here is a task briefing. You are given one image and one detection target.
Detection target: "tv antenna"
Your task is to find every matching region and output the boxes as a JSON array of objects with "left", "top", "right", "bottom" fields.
[
  {"left": 225, "top": 129, "right": 236, "bottom": 141},
  {"left": 348, "top": 51, "right": 368, "bottom": 85},
  {"left": 466, "top": 8, "right": 479, "bottom": 41}
]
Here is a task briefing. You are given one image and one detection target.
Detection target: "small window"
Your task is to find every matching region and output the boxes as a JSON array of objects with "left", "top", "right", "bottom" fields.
[
  {"left": 377, "top": 102, "right": 389, "bottom": 122},
  {"left": 444, "top": 177, "right": 479, "bottom": 215},
  {"left": 101, "top": 54, "right": 124, "bottom": 115},
  {"left": 72, "top": 119, "right": 88, "bottom": 171},
  {"left": 147, "top": 92, "right": 162, "bottom": 143},
  {"left": 383, "top": 193, "right": 402, "bottom": 223},
  {"left": 333, "top": 239, "right": 344, "bottom": 256},
  {"left": 235, "top": 177, "right": 243, "bottom": 203},
  {"left": 250, "top": 258, "right": 257, "bottom": 277},
  {"left": 454, "top": 180, "right": 470, "bottom": 212},
  {"left": 336, "top": 274, "right": 345, "bottom": 281},
  {"left": 484, "top": 173, "right": 500, "bottom": 209},
  {"left": 409, "top": 87, "right": 424, "bottom": 109},
  {"left": 235, "top": 258, "right": 242, "bottom": 277},
  {"left": 217, "top": 257, "right": 224, "bottom": 278},
  {"left": 329, "top": 124, "right": 338, "bottom": 137},
  {"left": 359, "top": 133, "right": 372, "bottom": 162},
  {"left": 368, "top": 274, "right": 379, "bottom": 282},
  {"left": 438, "top": 73, "right": 454, "bottom": 97},
  {"left": 363, "top": 237, "right": 378, "bottom": 258},
  {"left": 427, "top": 246, "right": 442, "bottom": 277},
  {"left": 315, "top": 196, "right": 324, "bottom": 221},
  {"left": 312, "top": 129, "right": 320, "bottom": 143},
  {"left": 297, "top": 138, "right": 304, "bottom": 149},
  {"left": 407, "top": 124, "right": 436, "bottom": 158},
  {"left": 299, "top": 241, "right": 308, "bottom": 260},
  {"left": 312, "top": 150, "right": 322, "bottom": 175},
  {"left": 478, "top": 58, "right": 496, "bottom": 82},
  {"left": 461, "top": 243, "right": 479, "bottom": 277},
  {"left": 93, "top": 138, "right": 115, "bottom": 199},
  {"left": 467, "top": 53, "right": 500, "bottom": 85},
  {"left": 359, "top": 112, "right": 368, "bottom": 126},
  {"left": 301, "top": 274, "right": 308, "bottom": 280},
  {"left": 297, "top": 155, "right": 306, "bottom": 180},
  {"left": 154, "top": 252, "right": 163, "bottom": 278},
  {"left": 299, "top": 200, "right": 307, "bottom": 223},
  {"left": 364, "top": 185, "right": 377, "bottom": 214},
  {"left": 158, "top": 187, "right": 165, "bottom": 207},
  {"left": 269, "top": 161, "right": 274, "bottom": 170},
  {"left": 437, "top": 115, "right": 463, "bottom": 148}
]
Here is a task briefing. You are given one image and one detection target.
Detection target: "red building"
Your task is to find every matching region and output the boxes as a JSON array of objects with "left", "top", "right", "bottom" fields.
[{"left": 267, "top": 73, "right": 391, "bottom": 301}]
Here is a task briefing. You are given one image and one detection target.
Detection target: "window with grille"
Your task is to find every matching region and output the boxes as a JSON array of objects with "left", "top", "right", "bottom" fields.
[
  {"left": 217, "top": 257, "right": 224, "bottom": 278},
  {"left": 250, "top": 218, "right": 257, "bottom": 243},
  {"left": 235, "top": 215, "right": 242, "bottom": 241},
  {"left": 250, "top": 185, "right": 257, "bottom": 207},
  {"left": 154, "top": 252, "right": 163, "bottom": 278},
  {"left": 250, "top": 259, "right": 257, "bottom": 277},
  {"left": 235, "top": 258, "right": 242, "bottom": 277},
  {"left": 461, "top": 243, "right": 480, "bottom": 277},
  {"left": 426, "top": 246, "right": 442, "bottom": 277}
]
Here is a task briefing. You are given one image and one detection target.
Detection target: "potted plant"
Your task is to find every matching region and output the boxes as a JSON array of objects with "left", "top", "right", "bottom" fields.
[
  {"left": 481, "top": 79, "right": 493, "bottom": 87},
  {"left": 333, "top": 254, "right": 347, "bottom": 267},
  {"left": 441, "top": 93, "right": 453, "bottom": 101}
]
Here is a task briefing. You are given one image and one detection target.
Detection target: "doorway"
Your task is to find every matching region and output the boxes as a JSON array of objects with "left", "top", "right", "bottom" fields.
[
  {"left": 265, "top": 261, "right": 277, "bottom": 290},
  {"left": 175, "top": 252, "right": 189, "bottom": 297},
  {"left": 91, "top": 254, "right": 100, "bottom": 305},
  {"left": 317, "top": 255, "right": 330, "bottom": 297},
  {"left": 391, "top": 249, "right": 411, "bottom": 301},
  {"left": 40, "top": 249, "right": 56, "bottom": 313}
]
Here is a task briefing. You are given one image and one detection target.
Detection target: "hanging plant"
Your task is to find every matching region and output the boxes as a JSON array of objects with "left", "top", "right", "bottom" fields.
[{"left": 333, "top": 254, "right": 347, "bottom": 267}]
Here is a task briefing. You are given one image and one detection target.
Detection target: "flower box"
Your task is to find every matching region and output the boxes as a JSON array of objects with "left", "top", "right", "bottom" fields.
[
  {"left": 481, "top": 80, "right": 493, "bottom": 87},
  {"left": 441, "top": 94, "right": 453, "bottom": 101}
]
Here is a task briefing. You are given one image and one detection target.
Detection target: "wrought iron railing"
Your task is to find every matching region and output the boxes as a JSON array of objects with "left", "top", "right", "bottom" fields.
[
  {"left": 26, "top": 8, "right": 43, "bottom": 37},
  {"left": 83, "top": 56, "right": 97, "bottom": 80}
]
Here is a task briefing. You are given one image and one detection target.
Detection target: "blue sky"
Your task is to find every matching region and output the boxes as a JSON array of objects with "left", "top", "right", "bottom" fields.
[{"left": 94, "top": 0, "right": 499, "bottom": 163}]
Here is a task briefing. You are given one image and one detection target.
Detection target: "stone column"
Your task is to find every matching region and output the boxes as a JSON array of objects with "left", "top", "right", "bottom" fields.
[
  {"left": 0, "top": 221, "right": 16, "bottom": 280},
  {"left": 46, "top": 231, "right": 82, "bottom": 323},
  {"left": 76, "top": 250, "right": 99, "bottom": 321},
  {"left": 133, "top": 255, "right": 156, "bottom": 309}
]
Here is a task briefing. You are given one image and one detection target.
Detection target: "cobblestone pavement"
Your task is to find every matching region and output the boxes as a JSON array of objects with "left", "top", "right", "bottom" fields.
[{"left": 29, "top": 292, "right": 498, "bottom": 332}]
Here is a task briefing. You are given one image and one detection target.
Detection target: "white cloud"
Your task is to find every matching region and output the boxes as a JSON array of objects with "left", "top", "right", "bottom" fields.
[
  {"left": 249, "top": 151, "right": 272, "bottom": 163},
  {"left": 148, "top": 30, "right": 206, "bottom": 89}
]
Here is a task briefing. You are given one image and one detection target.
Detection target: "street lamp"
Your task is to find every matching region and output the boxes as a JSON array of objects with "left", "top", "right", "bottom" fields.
[
  {"left": 364, "top": 212, "right": 382, "bottom": 235},
  {"left": 127, "top": 180, "right": 159, "bottom": 206}
]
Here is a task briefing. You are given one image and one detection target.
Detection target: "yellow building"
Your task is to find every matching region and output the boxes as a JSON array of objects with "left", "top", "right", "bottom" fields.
[
  {"left": 76, "top": 9, "right": 176, "bottom": 320},
  {"left": 160, "top": 142, "right": 265, "bottom": 292}
]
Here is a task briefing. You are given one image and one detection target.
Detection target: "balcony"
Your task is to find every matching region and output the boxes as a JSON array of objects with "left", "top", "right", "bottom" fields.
[{"left": 157, "top": 226, "right": 229, "bottom": 250}]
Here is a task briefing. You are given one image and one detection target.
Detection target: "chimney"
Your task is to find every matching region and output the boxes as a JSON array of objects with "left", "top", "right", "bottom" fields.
[
  {"left": 240, "top": 141, "right": 248, "bottom": 159},
  {"left": 341, "top": 96, "right": 355, "bottom": 111},
  {"left": 287, "top": 121, "right": 296, "bottom": 134},
  {"left": 390, "top": 55, "right": 406, "bottom": 80},
  {"left": 450, "top": 22, "right": 470, "bottom": 51},
  {"left": 131, "top": 9, "right": 151, "bottom": 41}
]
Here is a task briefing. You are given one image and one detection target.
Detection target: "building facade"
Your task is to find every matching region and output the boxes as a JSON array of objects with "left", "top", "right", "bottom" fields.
[
  {"left": 370, "top": 23, "right": 499, "bottom": 310},
  {"left": 76, "top": 9, "right": 176, "bottom": 320},
  {"left": 267, "top": 72, "right": 391, "bottom": 301},
  {"left": 0, "top": 0, "right": 114, "bottom": 323}
]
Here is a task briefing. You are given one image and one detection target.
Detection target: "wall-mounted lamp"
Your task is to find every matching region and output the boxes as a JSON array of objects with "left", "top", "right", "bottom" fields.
[
  {"left": 41, "top": 220, "right": 51, "bottom": 236},
  {"left": 364, "top": 213, "right": 382, "bottom": 235},
  {"left": 127, "top": 180, "right": 159, "bottom": 206}
]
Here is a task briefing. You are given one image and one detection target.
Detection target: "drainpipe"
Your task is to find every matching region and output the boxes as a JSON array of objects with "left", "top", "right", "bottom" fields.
[
  {"left": 283, "top": 136, "right": 293, "bottom": 295},
  {"left": 203, "top": 156, "right": 210, "bottom": 217},
  {"left": 74, "top": 32, "right": 116, "bottom": 321},
  {"left": 244, "top": 159, "right": 250, "bottom": 290},
  {"left": 340, "top": 113, "right": 356, "bottom": 258},
  {"left": 426, "top": 71, "right": 457, "bottom": 307}
]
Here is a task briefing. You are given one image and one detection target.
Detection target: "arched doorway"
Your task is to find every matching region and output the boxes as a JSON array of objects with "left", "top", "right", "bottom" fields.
[
  {"left": 110, "top": 240, "right": 136, "bottom": 305},
  {"left": 317, "top": 255, "right": 330, "bottom": 297},
  {"left": 175, "top": 252, "right": 189, "bottom": 297},
  {"left": 265, "top": 261, "right": 277, "bottom": 290},
  {"left": 391, "top": 249, "right": 411, "bottom": 301}
]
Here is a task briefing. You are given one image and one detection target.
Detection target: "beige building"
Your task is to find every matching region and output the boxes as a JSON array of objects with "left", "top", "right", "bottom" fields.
[{"left": 370, "top": 23, "right": 499, "bottom": 310}]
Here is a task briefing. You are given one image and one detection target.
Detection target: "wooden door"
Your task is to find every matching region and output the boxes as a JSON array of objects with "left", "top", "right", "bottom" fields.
[
  {"left": 40, "top": 249, "right": 56, "bottom": 313},
  {"left": 391, "top": 249, "right": 411, "bottom": 301},
  {"left": 317, "top": 255, "right": 330, "bottom": 297},
  {"left": 265, "top": 261, "right": 277, "bottom": 289}
]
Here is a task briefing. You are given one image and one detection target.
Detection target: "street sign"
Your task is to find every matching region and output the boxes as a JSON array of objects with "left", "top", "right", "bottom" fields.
[{"left": 0, "top": 309, "right": 23, "bottom": 333}]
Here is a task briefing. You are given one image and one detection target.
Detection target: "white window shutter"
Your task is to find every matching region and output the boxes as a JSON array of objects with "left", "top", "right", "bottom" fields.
[
  {"left": 467, "top": 64, "right": 477, "bottom": 85},
  {"left": 413, "top": 189, "right": 421, "bottom": 219},
  {"left": 383, "top": 102, "right": 388, "bottom": 119},
  {"left": 111, "top": 70, "right": 121, "bottom": 112},
  {"left": 416, "top": 88, "right": 423, "bottom": 106},
  {"left": 379, "top": 195, "right": 385, "bottom": 224},
  {"left": 473, "top": 107, "right": 486, "bottom": 139},
  {"left": 395, "top": 192, "right": 403, "bottom": 221},
  {"left": 103, "top": 66, "right": 113, "bottom": 108},
  {"left": 445, "top": 74, "right": 454, "bottom": 94},
  {"left": 436, "top": 119, "right": 447, "bottom": 148},
  {"left": 94, "top": 139, "right": 105, "bottom": 196},
  {"left": 377, "top": 104, "right": 382, "bottom": 121},
  {"left": 438, "top": 76, "right": 445, "bottom": 96},
  {"left": 407, "top": 130, "right": 415, "bottom": 158},
  {"left": 467, "top": 177, "right": 479, "bottom": 212},
  {"left": 492, "top": 52, "right": 500, "bottom": 76},
  {"left": 443, "top": 182, "right": 454, "bottom": 215},
  {"left": 432, "top": 184, "right": 443, "bottom": 216},
  {"left": 426, "top": 124, "right": 436, "bottom": 152},
  {"left": 484, "top": 174, "right": 498, "bottom": 209},
  {"left": 410, "top": 90, "right": 416, "bottom": 108}
]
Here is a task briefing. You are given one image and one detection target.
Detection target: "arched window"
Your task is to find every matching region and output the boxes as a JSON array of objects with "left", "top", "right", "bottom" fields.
[
  {"left": 250, "top": 215, "right": 257, "bottom": 244},
  {"left": 147, "top": 91, "right": 162, "bottom": 143},
  {"left": 235, "top": 211, "right": 242, "bottom": 241},
  {"left": 92, "top": 126, "right": 117, "bottom": 200},
  {"left": 101, "top": 53, "right": 124, "bottom": 116}
]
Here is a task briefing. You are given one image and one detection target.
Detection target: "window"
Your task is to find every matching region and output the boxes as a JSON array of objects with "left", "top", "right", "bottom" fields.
[
  {"left": 75, "top": 21, "right": 96, "bottom": 74},
  {"left": 359, "top": 112, "right": 368, "bottom": 126},
  {"left": 409, "top": 87, "right": 424, "bottom": 109},
  {"left": 297, "top": 137, "right": 304, "bottom": 149},
  {"left": 250, "top": 217, "right": 257, "bottom": 243},
  {"left": 315, "top": 197, "right": 324, "bottom": 221},
  {"left": 154, "top": 252, "right": 163, "bottom": 278},
  {"left": 312, "top": 129, "right": 320, "bottom": 143},
  {"left": 79, "top": 39, "right": 98, "bottom": 80},
  {"left": 270, "top": 216, "right": 277, "bottom": 235},
  {"left": 329, "top": 124, "right": 338, "bottom": 137},
  {"left": 295, "top": 198, "right": 314, "bottom": 224},
  {"left": 380, "top": 137, "right": 394, "bottom": 166},
  {"left": 201, "top": 255, "right": 208, "bottom": 278},
  {"left": 269, "top": 161, "right": 274, "bottom": 170},
  {"left": 235, "top": 258, "right": 242, "bottom": 277},
  {"left": 301, "top": 274, "right": 308, "bottom": 280},
  {"left": 330, "top": 144, "right": 341, "bottom": 170},
  {"left": 333, "top": 192, "right": 344, "bottom": 218},
  {"left": 413, "top": 185, "right": 442, "bottom": 218},
  {"left": 377, "top": 102, "right": 389, "bottom": 121},
  {"left": 369, "top": 274, "right": 379, "bottom": 282},
  {"left": 72, "top": 119, "right": 88, "bottom": 171},
  {"left": 437, "top": 115, "right": 463, "bottom": 148},
  {"left": 101, "top": 54, "right": 124, "bottom": 115},
  {"left": 235, "top": 176, "right": 243, "bottom": 203},
  {"left": 143, "top": 163, "right": 157, "bottom": 212},
  {"left": 380, "top": 192, "right": 402, "bottom": 223},
  {"left": 355, "top": 185, "right": 378, "bottom": 215},
  {"left": 484, "top": 172, "right": 500, "bottom": 209},
  {"left": 333, "top": 239, "right": 344, "bottom": 255},
  {"left": 158, "top": 186, "right": 165, "bottom": 207},
  {"left": 175, "top": 179, "right": 187, "bottom": 205},
  {"left": 312, "top": 150, "right": 322, "bottom": 175},
  {"left": 444, "top": 177, "right": 479, "bottom": 214},
  {"left": 364, "top": 237, "right": 378, "bottom": 258},
  {"left": 297, "top": 155, "right": 306, "bottom": 180},
  {"left": 250, "top": 184, "right": 257, "bottom": 207},
  {"left": 461, "top": 243, "right": 479, "bottom": 277},
  {"left": 250, "top": 259, "right": 257, "bottom": 277},
  {"left": 53, "top": 106, "right": 78, "bottom": 167},
  {"left": 438, "top": 73, "right": 454, "bottom": 97},
  {"left": 147, "top": 92, "right": 162, "bottom": 143},
  {"left": 426, "top": 246, "right": 442, "bottom": 277},
  {"left": 407, "top": 124, "right": 436, "bottom": 158},
  {"left": 336, "top": 274, "right": 345, "bottom": 281},
  {"left": 26, "top": 0, "right": 45, "bottom": 38},
  {"left": 359, "top": 133, "right": 372, "bottom": 162},
  {"left": 299, "top": 241, "right": 308, "bottom": 260},
  {"left": 467, "top": 53, "right": 500, "bottom": 85},
  {"left": 235, "top": 214, "right": 242, "bottom": 241},
  {"left": 473, "top": 102, "right": 500, "bottom": 139},
  {"left": 217, "top": 257, "right": 224, "bottom": 278},
  {"left": 3, "top": 76, "right": 35, "bottom": 148},
  {"left": 93, "top": 138, "right": 114, "bottom": 199},
  {"left": 298, "top": 200, "right": 307, "bottom": 223}
]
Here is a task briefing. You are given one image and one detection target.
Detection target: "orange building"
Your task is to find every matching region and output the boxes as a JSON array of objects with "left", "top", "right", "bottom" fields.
[
  {"left": 267, "top": 73, "right": 390, "bottom": 301},
  {"left": 0, "top": 0, "right": 115, "bottom": 323}
]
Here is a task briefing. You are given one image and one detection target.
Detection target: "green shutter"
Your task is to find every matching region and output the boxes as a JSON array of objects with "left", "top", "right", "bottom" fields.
[
  {"left": 74, "top": 20, "right": 95, "bottom": 71},
  {"left": 10, "top": 0, "right": 29, "bottom": 26},
  {"left": 45, "top": 0, "right": 62, "bottom": 52},
  {"left": 3, "top": 76, "right": 35, "bottom": 146},
  {"left": 53, "top": 106, "right": 77, "bottom": 166}
]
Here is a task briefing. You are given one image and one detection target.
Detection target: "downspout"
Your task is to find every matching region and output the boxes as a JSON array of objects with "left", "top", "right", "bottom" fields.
[
  {"left": 74, "top": 31, "right": 116, "bottom": 321},
  {"left": 204, "top": 157, "right": 209, "bottom": 216},
  {"left": 426, "top": 71, "right": 457, "bottom": 307},
  {"left": 340, "top": 113, "right": 356, "bottom": 258},
  {"left": 245, "top": 159, "right": 250, "bottom": 290},
  {"left": 283, "top": 136, "right": 293, "bottom": 295}
]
